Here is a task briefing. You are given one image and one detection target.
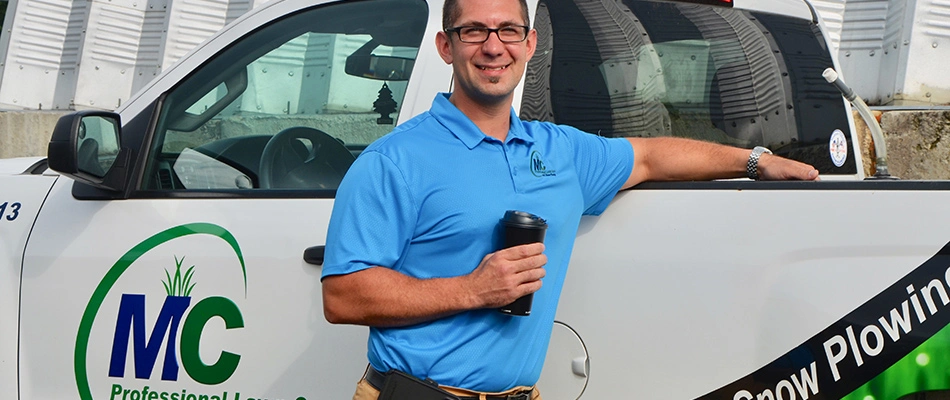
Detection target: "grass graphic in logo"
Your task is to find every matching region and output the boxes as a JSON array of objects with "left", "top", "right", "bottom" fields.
[{"left": 164, "top": 256, "right": 196, "bottom": 297}]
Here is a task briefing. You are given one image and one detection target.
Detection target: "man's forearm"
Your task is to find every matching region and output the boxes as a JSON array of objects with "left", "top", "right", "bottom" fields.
[
  {"left": 322, "top": 266, "right": 478, "bottom": 327},
  {"left": 627, "top": 137, "right": 746, "bottom": 184},
  {"left": 322, "top": 244, "right": 547, "bottom": 327},
  {"left": 623, "top": 137, "right": 818, "bottom": 188}
]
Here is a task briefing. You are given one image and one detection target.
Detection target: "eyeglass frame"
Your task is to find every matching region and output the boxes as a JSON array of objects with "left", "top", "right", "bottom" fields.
[{"left": 443, "top": 25, "right": 531, "bottom": 43}]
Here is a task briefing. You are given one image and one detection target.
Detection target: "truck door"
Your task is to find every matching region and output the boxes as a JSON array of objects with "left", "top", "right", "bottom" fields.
[{"left": 19, "top": 1, "right": 431, "bottom": 399}]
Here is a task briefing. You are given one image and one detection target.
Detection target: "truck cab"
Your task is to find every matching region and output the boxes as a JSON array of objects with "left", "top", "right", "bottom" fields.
[{"left": 3, "top": 0, "right": 950, "bottom": 399}]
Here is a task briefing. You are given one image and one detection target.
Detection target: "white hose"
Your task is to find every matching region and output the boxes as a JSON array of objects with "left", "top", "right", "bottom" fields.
[{"left": 823, "top": 68, "right": 891, "bottom": 178}]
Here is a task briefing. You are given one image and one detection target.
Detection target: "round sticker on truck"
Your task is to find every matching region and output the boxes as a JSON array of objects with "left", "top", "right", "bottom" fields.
[{"left": 830, "top": 129, "right": 848, "bottom": 167}]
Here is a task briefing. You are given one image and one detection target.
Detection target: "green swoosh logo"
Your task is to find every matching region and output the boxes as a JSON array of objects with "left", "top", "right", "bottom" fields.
[{"left": 74, "top": 223, "right": 246, "bottom": 400}]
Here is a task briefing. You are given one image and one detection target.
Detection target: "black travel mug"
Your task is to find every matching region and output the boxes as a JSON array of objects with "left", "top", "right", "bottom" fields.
[{"left": 498, "top": 210, "right": 547, "bottom": 316}]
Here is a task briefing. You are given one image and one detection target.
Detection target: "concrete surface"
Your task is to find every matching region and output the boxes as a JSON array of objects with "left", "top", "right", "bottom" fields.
[
  {"left": 881, "top": 111, "right": 950, "bottom": 180},
  {"left": 853, "top": 109, "right": 950, "bottom": 180},
  {"left": 0, "top": 111, "right": 68, "bottom": 159}
]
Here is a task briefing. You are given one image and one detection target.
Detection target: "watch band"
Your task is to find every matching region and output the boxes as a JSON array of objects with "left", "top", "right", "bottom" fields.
[{"left": 747, "top": 146, "right": 772, "bottom": 180}]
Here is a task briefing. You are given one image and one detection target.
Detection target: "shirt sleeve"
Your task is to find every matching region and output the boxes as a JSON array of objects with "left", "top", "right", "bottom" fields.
[
  {"left": 564, "top": 126, "right": 634, "bottom": 215},
  {"left": 321, "top": 150, "right": 418, "bottom": 279}
]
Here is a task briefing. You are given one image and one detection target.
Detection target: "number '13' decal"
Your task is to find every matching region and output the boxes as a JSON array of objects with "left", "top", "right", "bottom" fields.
[{"left": 1, "top": 202, "right": 21, "bottom": 221}]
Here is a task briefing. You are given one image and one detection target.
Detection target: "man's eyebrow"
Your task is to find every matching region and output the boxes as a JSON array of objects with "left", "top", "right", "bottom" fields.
[{"left": 454, "top": 20, "right": 524, "bottom": 28}]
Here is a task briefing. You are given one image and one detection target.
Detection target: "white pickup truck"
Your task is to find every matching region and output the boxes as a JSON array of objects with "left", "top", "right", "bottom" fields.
[{"left": 4, "top": 0, "right": 950, "bottom": 399}]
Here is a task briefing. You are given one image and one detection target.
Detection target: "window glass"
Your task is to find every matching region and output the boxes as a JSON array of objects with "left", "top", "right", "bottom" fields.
[
  {"left": 142, "top": 0, "right": 427, "bottom": 192},
  {"left": 523, "top": 0, "right": 856, "bottom": 174}
]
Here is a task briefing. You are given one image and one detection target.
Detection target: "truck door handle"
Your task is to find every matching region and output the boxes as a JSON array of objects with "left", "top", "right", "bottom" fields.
[{"left": 303, "top": 245, "right": 325, "bottom": 265}]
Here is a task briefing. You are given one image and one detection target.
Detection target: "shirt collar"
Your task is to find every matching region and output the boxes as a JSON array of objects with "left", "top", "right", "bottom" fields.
[{"left": 430, "top": 93, "right": 534, "bottom": 149}]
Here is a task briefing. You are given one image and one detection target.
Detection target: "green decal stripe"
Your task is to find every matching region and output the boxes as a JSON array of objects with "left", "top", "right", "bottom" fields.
[
  {"left": 74, "top": 223, "right": 246, "bottom": 400},
  {"left": 841, "top": 323, "right": 950, "bottom": 400}
]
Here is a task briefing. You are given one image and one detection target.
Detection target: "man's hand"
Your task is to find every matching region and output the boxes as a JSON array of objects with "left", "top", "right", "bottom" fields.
[
  {"left": 757, "top": 154, "right": 820, "bottom": 181},
  {"left": 464, "top": 243, "right": 547, "bottom": 309}
]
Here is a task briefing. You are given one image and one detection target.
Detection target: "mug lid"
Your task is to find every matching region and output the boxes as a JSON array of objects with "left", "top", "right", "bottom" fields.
[{"left": 501, "top": 210, "right": 547, "bottom": 228}]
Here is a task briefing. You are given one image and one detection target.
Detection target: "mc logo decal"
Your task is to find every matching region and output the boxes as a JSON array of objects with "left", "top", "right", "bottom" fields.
[
  {"left": 75, "top": 223, "right": 247, "bottom": 400},
  {"left": 530, "top": 150, "right": 556, "bottom": 177},
  {"left": 107, "top": 284, "right": 243, "bottom": 384}
]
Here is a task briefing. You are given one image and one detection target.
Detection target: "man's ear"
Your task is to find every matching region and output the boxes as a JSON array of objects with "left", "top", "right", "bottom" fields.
[
  {"left": 525, "top": 28, "right": 538, "bottom": 61},
  {"left": 436, "top": 31, "right": 454, "bottom": 64}
]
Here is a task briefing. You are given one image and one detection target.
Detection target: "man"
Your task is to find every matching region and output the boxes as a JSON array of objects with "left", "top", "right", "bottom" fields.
[{"left": 321, "top": 0, "right": 820, "bottom": 398}]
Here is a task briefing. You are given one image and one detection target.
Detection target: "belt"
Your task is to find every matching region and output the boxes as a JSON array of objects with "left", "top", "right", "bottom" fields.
[{"left": 364, "top": 367, "right": 533, "bottom": 400}]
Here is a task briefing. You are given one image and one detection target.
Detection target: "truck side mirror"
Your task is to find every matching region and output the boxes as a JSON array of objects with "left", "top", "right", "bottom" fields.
[{"left": 48, "top": 111, "right": 131, "bottom": 192}]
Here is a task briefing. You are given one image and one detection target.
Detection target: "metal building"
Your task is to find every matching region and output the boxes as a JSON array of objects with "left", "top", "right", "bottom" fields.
[
  {"left": 811, "top": 0, "right": 950, "bottom": 105},
  {"left": 0, "top": 0, "right": 947, "bottom": 112}
]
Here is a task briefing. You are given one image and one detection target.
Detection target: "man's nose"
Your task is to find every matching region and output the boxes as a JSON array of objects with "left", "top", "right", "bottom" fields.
[{"left": 481, "top": 31, "right": 506, "bottom": 54}]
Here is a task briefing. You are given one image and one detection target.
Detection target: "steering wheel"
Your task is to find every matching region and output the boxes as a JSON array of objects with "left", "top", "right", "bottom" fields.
[{"left": 259, "top": 127, "right": 356, "bottom": 189}]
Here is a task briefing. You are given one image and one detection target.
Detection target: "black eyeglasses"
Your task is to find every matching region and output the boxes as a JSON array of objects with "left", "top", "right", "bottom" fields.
[{"left": 444, "top": 25, "right": 530, "bottom": 43}]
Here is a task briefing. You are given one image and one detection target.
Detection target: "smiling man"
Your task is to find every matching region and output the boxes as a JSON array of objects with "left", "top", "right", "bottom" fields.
[{"left": 321, "top": 0, "right": 819, "bottom": 399}]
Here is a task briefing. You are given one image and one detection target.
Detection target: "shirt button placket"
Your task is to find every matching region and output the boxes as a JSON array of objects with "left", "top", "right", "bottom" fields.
[{"left": 504, "top": 142, "right": 521, "bottom": 193}]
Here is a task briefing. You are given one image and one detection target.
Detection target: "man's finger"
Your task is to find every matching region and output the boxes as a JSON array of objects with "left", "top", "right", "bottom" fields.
[
  {"left": 498, "top": 242, "right": 545, "bottom": 259},
  {"left": 517, "top": 265, "right": 546, "bottom": 282}
]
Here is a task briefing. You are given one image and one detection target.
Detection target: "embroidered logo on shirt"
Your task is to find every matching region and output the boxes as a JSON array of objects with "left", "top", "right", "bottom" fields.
[{"left": 530, "top": 150, "right": 556, "bottom": 177}]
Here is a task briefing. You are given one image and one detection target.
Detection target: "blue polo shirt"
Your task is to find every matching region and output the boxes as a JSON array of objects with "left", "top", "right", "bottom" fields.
[{"left": 322, "top": 93, "right": 633, "bottom": 392}]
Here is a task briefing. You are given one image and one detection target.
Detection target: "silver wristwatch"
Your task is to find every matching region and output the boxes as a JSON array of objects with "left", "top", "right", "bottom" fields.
[{"left": 747, "top": 146, "right": 772, "bottom": 180}]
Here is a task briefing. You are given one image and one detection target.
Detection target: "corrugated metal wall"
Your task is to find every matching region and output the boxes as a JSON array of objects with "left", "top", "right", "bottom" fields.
[
  {"left": 0, "top": 0, "right": 85, "bottom": 110},
  {"left": 812, "top": 0, "right": 950, "bottom": 105},
  {"left": 0, "top": 0, "right": 947, "bottom": 111},
  {"left": 0, "top": 0, "right": 263, "bottom": 111},
  {"left": 901, "top": 0, "right": 950, "bottom": 105}
]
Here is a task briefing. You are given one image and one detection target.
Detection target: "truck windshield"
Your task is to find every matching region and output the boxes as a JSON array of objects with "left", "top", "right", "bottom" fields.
[{"left": 522, "top": 0, "right": 857, "bottom": 175}]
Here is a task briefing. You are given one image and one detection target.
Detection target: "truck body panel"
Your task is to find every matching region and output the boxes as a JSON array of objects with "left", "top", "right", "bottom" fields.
[
  {"left": 0, "top": 157, "right": 47, "bottom": 175},
  {"left": 0, "top": 174, "right": 57, "bottom": 399},
  {"left": 20, "top": 178, "right": 368, "bottom": 399},
  {"left": 4, "top": 0, "right": 950, "bottom": 399},
  {"left": 565, "top": 185, "right": 950, "bottom": 399}
]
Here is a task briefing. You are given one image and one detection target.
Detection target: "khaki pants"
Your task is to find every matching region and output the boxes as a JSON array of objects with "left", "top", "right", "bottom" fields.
[{"left": 351, "top": 376, "right": 542, "bottom": 400}]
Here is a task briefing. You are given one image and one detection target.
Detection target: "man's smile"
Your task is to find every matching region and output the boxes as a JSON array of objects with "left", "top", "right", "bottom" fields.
[{"left": 477, "top": 63, "right": 511, "bottom": 71}]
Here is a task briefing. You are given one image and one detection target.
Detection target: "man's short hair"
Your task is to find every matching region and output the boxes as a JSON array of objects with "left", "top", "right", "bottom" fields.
[{"left": 442, "top": 0, "right": 531, "bottom": 30}]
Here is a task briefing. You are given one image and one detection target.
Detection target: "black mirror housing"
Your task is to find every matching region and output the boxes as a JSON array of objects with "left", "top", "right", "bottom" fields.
[{"left": 48, "top": 110, "right": 130, "bottom": 192}]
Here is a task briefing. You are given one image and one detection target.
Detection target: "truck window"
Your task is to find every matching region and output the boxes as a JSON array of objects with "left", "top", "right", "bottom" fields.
[
  {"left": 141, "top": 0, "right": 427, "bottom": 192},
  {"left": 522, "top": 0, "right": 857, "bottom": 175}
]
